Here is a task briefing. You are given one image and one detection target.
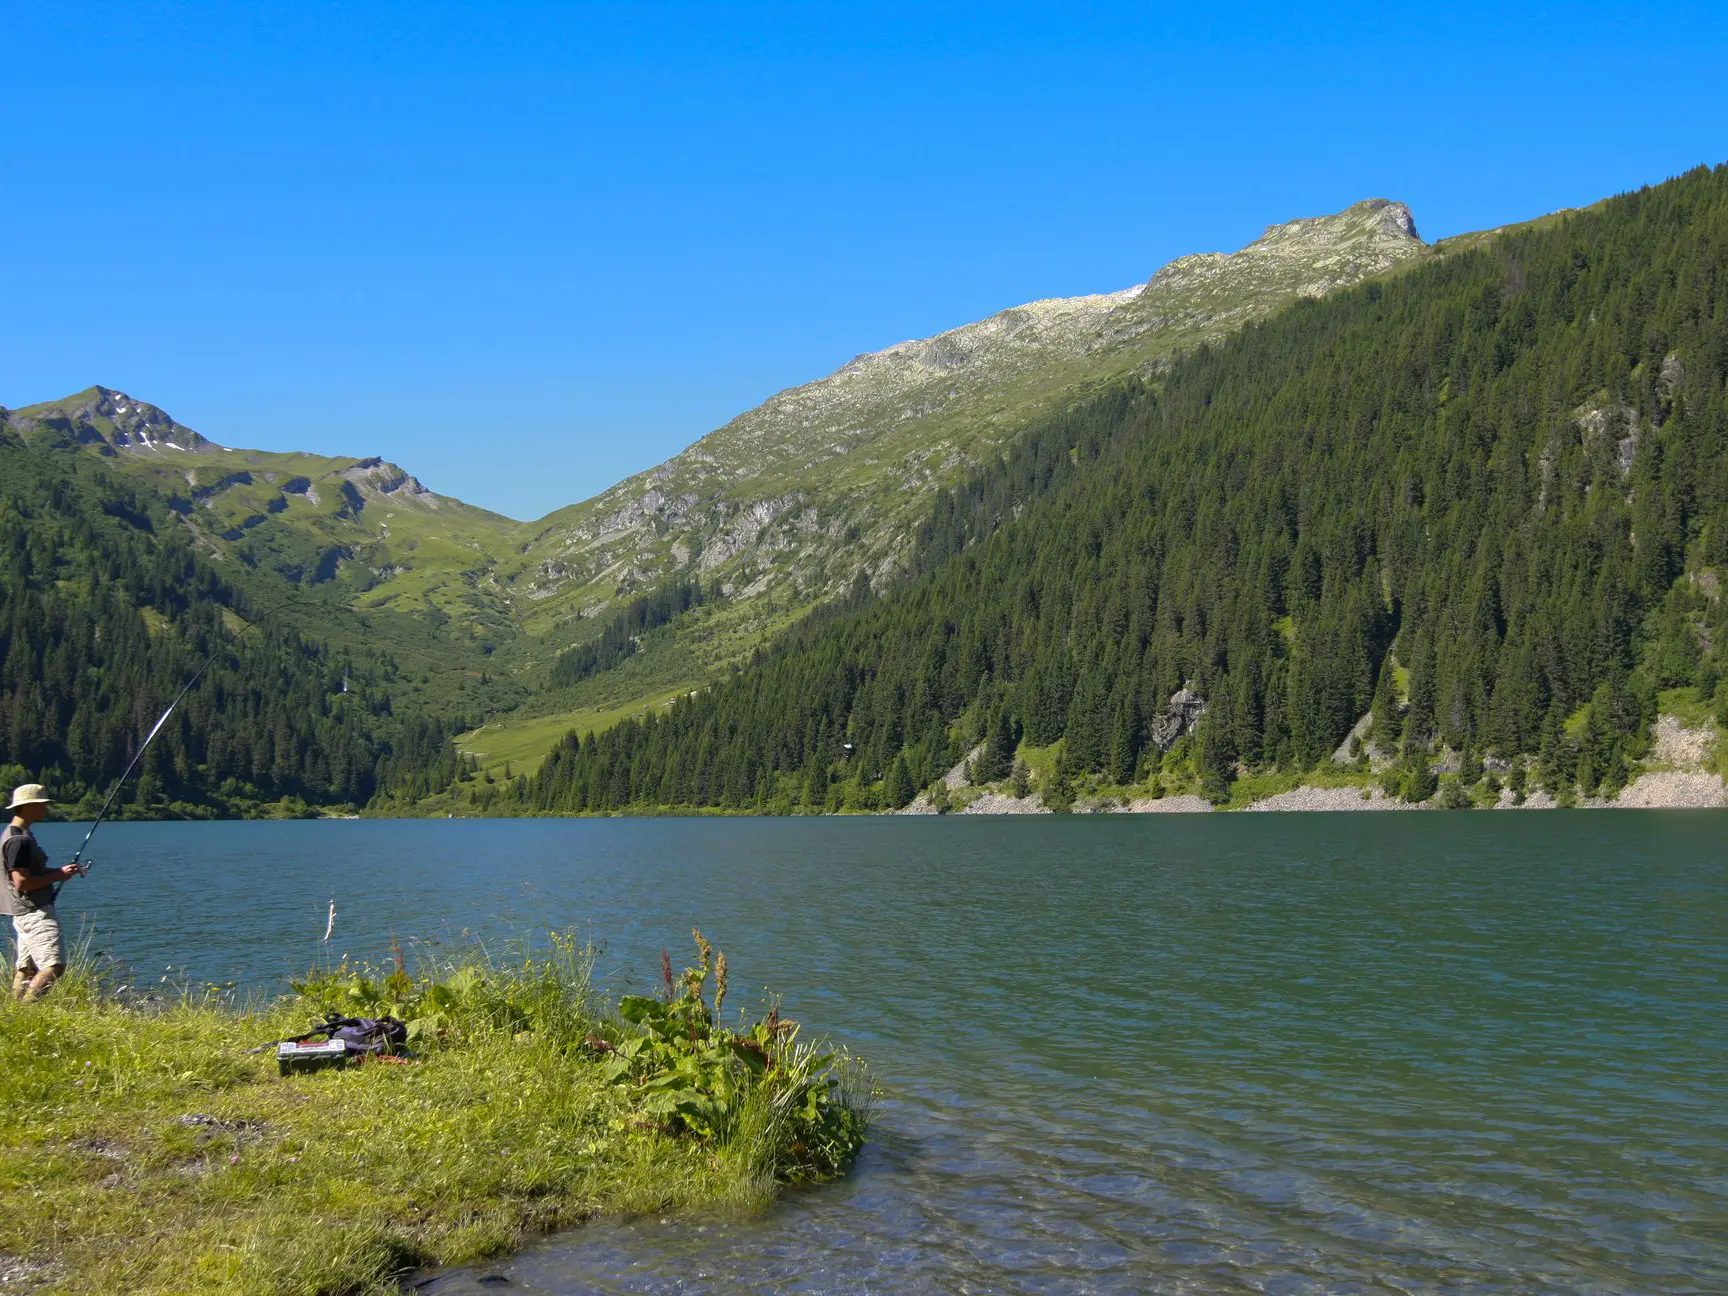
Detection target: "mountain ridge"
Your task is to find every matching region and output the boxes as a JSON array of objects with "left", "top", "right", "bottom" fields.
[
  {"left": 505, "top": 197, "right": 1429, "bottom": 626},
  {"left": 2, "top": 387, "right": 520, "bottom": 629},
  {"left": 9, "top": 195, "right": 1435, "bottom": 640},
  {"left": 7, "top": 193, "right": 1507, "bottom": 782}
]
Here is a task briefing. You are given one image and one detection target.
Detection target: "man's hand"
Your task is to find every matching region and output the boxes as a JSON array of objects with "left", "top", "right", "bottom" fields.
[{"left": 59, "top": 862, "right": 85, "bottom": 879}]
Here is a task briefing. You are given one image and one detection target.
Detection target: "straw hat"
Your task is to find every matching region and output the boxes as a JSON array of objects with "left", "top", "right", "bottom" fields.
[{"left": 6, "top": 784, "right": 51, "bottom": 810}]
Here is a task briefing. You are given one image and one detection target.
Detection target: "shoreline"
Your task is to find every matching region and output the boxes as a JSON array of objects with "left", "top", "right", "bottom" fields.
[
  {"left": 901, "top": 711, "right": 1726, "bottom": 815},
  {"left": 50, "top": 715, "right": 1728, "bottom": 822},
  {"left": 900, "top": 774, "right": 1727, "bottom": 815}
]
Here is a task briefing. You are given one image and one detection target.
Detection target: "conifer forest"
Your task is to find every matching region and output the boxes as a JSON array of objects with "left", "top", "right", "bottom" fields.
[{"left": 515, "top": 166, "right": 1728, "bottom": 814}]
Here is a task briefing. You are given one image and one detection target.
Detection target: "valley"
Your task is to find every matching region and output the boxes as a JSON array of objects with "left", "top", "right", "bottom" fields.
[
  {"left": 5, "top": 174, "right": 1719, "bottom": 818},
  {"left": 4, "top": 196, "right": 1452, "bottom": 784}
]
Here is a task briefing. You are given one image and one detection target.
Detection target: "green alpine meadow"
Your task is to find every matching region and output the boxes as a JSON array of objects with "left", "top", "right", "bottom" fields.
[{"left": 9, "top": 165, "right": 1722, "bottom": 818}]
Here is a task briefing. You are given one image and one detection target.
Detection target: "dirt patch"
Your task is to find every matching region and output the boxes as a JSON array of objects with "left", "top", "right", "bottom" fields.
[
  {"left": 0, "top": 1253, "right": 59, "bottom": 1292},
  {"left": 71, "top": 1137, "right": 127, "bottom": 1161},
  {"left": 178, "top": 1113, "right": 267, "bottom": 1140}
]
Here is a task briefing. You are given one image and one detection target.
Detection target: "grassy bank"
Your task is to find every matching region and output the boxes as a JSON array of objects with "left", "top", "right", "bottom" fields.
[{"left": 0, "top": 935, "right": 867, "bottom": 1295}]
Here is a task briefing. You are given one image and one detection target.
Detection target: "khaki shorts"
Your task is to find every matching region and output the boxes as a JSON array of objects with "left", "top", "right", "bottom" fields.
[{"left": 13, "top": 907, "right": 65, "bottom": 973}]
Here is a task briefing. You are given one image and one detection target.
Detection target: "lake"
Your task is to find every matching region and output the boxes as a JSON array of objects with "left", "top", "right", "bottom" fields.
[{"left": 34, "top": 813, "right": 1728, "bottom": 1294}]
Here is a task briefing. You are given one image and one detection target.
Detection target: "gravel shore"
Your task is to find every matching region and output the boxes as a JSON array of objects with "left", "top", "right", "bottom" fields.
[
  {"left": 896, "top": 712, "right": 1722, "bottom": 814},
  {"left": 1124, "top": 794, "right": 1215, "bottom": 813},
  {"left": 1612, "top": 771, "right": 1726, "bottom": 808},
  {"left": 957, "top": 791, "right": 1048, "bottom": 814},
  {"left": 1238, "top": 786, "right": 1403, "bottom": 812}
]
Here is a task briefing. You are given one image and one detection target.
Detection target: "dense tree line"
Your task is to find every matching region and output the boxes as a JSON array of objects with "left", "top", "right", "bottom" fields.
[
  {"left": 548, "top": 579, "right": 711, "bottom": 688},
  {"left": 0, "top": 436, "right": 464, "bottom": 815},
  {"left": 512, "top": 164, "right": 1728, "bottom": 813}
]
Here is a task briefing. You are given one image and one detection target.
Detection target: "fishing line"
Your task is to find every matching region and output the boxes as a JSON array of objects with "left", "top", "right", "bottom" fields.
[{"left": 61, "top": 594, "right": 304, "bottom": 885}]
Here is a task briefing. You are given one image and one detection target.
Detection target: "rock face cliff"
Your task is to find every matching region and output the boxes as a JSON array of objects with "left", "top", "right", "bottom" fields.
[{"left": 506, "top": 200, "right": 1427, "bottom": 627}]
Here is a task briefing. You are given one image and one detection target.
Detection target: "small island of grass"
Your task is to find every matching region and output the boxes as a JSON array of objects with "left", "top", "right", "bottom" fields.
[{"left": 0, "top": 933, "right": 868, "bottom": 1295}]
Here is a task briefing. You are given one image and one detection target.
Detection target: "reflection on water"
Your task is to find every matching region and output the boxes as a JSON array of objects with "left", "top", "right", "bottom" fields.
[{"left": 44, "top": 813, "right": 1728, "bottom": 1294}]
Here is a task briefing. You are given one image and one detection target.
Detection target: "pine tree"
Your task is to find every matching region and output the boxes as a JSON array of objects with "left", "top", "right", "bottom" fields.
[
  {"left": 883, "top": 754, "right": 915, "bottom": 809},
  {"left": 1106, "top": 697, "right": 1139, "bottom": 785},
  {"left": 972, "top": 709, "right": 1015, "bottom": 784}
]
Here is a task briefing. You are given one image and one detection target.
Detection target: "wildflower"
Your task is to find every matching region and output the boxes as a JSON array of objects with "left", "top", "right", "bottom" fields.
[
  {"left": 714, "top": 951, "right": 728, "bottom": 1020},
  {"left": 229, "top": 1155, "right": 239, "bottom": 1164}
]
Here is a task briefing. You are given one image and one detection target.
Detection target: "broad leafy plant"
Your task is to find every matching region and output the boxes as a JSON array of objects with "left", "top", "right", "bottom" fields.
[{"left": 601, "top": 931, "right": 868, "bottom": 1182}]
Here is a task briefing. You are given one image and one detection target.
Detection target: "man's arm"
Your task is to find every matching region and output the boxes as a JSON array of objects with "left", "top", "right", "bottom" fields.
[
  {"left": 10, "top": 867, "right": 70, "bottom": 892},
  {"left": 4, "top": 838, "right": 75, "bottom": 892}
]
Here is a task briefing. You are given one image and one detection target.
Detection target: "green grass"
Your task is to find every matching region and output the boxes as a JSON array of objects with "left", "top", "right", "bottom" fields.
[
  {"left": 0, "top": 936, "right": 867, "bottom": 1294},
  {"left": 459, "top": 691, "right": 701, "bottom": 781},
  {"left": 1657, "top": 685, "right": 1718, "bottom": 729},
  {"left": 455, "top": 687, "right": 695, "bottom": 779},
  {"left": 446, "top": 589, "right": 821, "bottom": 791}
]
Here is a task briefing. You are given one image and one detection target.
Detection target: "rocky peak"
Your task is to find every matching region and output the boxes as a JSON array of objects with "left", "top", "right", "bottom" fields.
[
  {"left": 6, "top": 386, "right": 220, "bottom": 456},
  {"left": 1253, "top": 198, "right": 1419, "bottom": 248},
  {"left": 336, "top": 457, "right": 442, "bottom": 509},
  {"left": 1134, "top": 198, "right": 1424, "bottom": 310}
]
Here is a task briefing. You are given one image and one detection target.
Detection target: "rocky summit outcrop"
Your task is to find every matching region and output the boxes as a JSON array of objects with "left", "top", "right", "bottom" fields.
[
  {"left": 1150, "top": 687, "right": 1207, "bottom": 750},
  {"left": 508, "top": 199, "right": 1430, "bottom": 625},
  {"left": 1, "top": 386, "right": 219, "bottom": 456}
]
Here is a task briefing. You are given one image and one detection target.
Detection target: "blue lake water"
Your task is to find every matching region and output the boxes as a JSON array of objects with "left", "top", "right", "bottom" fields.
[{"left": 33, "top": 813, "right": 1728, "bottom": 1294}]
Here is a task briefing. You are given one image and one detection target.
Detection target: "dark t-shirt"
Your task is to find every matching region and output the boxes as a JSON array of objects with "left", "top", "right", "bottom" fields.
[{"left": 0, "top": 824, "right": 52, "bottom": 915}]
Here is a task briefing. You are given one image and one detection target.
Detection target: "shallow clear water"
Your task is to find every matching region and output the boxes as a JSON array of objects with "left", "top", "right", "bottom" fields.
[{"left": 37, "top": 813, "right": 1728, "bottom": 1294}]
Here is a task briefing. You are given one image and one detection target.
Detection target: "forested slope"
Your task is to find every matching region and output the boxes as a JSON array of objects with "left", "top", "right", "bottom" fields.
[
  {"left": 513, "top": 165, "right": 1728, "bottom": 813},
  {"left": 0, "top": 435, "right": 467, "bottom": 816}
]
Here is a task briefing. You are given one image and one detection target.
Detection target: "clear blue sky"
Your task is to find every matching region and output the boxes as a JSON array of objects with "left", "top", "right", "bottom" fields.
[{"left": 5, "top": 2, "right": 1725, "bottom": 520}]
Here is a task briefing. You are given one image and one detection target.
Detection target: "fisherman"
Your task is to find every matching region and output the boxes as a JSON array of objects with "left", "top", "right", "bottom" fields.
[{"left": 2, "top": 784, "right": 84, "bottom": 1002}]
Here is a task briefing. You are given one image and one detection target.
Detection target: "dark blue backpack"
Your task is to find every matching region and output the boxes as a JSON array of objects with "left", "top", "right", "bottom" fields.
[{"left": 310, "top": 1015, "right": 407, "bottom": 1056}]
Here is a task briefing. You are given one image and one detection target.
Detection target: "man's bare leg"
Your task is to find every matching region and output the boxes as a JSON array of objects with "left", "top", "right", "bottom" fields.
[
  {"left": 22, "top": 964, "right": 62, "bottom": 1002},
  {"left": 10, "top": 968, "right": 28, "bottom": 1000}
]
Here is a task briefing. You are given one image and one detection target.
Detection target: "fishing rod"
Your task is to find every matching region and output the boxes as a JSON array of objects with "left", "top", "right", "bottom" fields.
[{"left": 63, "top": 598, "right": 292, "bottom": 883}]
